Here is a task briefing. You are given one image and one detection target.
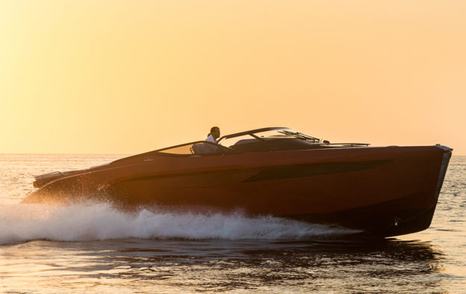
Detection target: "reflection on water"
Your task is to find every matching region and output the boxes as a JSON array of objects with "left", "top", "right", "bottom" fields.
[{"left": 1, "top": 238, "right": 444, "bottom": 293}]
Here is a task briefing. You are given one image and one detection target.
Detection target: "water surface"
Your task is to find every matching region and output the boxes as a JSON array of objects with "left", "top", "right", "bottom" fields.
[{"left": 0, "top": 154, "right": 465, "bottom": 293}]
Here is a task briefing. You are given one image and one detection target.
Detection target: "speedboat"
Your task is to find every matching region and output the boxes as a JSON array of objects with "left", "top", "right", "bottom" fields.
[{"left": 23, "top": 127, "right": 452, "bottom": 237}]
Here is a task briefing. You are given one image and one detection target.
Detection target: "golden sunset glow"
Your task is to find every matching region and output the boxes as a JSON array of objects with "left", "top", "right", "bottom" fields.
[{"left": 1, "top": 1, "right": 465, "bottom": 154}]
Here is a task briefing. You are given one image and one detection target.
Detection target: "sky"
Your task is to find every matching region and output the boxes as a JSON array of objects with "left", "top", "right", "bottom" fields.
[{"left": 0, "top": 0, "right": 465, "bottom": 154}]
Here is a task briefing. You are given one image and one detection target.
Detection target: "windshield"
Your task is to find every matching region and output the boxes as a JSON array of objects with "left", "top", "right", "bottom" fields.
[
  {"left": 255, "top": 129, "right": 319, "bottom": 141},
  {"left": 218, "top": 128, "right": 321, "bottom": 148}
]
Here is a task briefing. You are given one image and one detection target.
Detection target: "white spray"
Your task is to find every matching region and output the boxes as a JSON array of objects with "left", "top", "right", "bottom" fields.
[{"left": 0, "top": 202, "right": 356, "bottom": 245}]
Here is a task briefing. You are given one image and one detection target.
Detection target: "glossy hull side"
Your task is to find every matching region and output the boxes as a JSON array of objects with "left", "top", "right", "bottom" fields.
[{"left": 23, "top": 146, "right": 451, "bottom": 237}]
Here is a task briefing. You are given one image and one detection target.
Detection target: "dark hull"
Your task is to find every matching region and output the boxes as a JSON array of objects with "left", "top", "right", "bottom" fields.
[
  {"left": 294, "top": 193, "right": 439, "bottom": 237},
  {"left": 23, "top": 145, "right": 452, "bottom": 237}
]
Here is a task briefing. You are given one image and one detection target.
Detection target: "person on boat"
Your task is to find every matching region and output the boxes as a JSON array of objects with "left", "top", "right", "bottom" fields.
[
  {"left": 206, "top": 126, "right": 221, "bottom": 144},
  {"left": 192, "top": 127, "right": 221, "bottom": 155}
]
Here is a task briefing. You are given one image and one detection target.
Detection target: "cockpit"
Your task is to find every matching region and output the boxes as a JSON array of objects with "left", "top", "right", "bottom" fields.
[
  {"left": 110, "top": 127, "right": 369, "bottom": 166},
  {"left": 155, "top": 127, "right": 329, "bottom": 156}
]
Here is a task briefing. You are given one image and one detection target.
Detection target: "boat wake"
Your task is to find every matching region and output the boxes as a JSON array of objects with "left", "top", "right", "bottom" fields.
[{"left": 0, "top": 202, "right": 357, "bottom": 245}]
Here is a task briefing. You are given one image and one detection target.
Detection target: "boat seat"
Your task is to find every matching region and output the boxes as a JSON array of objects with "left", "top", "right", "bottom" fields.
[
  {"left": 192, "top": 143, "right": 222, "bottom": 155},
  {"left": 234, "top": 139, "right": 257, "bottom": 145}
]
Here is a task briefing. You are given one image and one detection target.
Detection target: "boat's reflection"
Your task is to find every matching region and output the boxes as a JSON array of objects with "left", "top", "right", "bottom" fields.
[{"left": 32, "top": 237, "right": 444, "bottom": 292}]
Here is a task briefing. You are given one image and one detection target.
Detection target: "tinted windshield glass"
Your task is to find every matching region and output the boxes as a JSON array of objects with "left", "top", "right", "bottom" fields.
[
  {"left": 219, "top": 128, "right": 320, "bottom": 147},
  {"left": 254, "top": 129, "right": 297, "bottom": 138}
]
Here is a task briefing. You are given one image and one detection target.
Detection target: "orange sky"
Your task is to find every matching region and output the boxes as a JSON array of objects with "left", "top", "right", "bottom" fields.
[{"left": 1, "top": 1, "right": 465, "bottom": 154}]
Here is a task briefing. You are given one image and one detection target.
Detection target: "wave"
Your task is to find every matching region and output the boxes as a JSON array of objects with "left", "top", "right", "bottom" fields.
[{"left": 0, "top": 202, "right": 357, "bottom": 245}]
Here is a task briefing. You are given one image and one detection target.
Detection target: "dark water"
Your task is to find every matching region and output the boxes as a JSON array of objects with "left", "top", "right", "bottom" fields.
[{"left": 0, "top": 154, "right": 465, "bottom": 293}]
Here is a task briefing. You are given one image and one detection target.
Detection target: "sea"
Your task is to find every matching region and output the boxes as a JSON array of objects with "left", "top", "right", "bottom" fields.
[{"left": 0, "top": 154, "right": 465, "bottom": 293}]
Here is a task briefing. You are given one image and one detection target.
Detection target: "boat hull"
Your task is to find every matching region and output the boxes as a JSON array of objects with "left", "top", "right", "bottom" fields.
[{"left": 23, "top": 145, "right": 452, "bottom": 237}]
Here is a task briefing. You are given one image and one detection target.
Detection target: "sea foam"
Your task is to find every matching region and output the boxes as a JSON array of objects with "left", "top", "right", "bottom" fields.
[{"left": 0, "top": 202, "right": 355, "bottom": 245}]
